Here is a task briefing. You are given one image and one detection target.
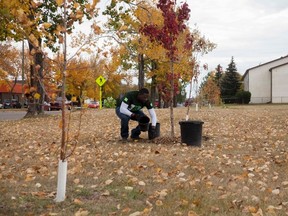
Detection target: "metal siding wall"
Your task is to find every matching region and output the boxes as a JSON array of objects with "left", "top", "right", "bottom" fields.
[
  {"left": 272, "top": 65, "right": 288, "bottom": 103},
  {"left": 248, "top": 57, "right": 288, "bottom": 103}
]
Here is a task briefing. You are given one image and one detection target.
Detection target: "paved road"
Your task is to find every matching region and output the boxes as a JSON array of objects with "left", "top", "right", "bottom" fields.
[{"left": 0, "top": 110, "right": 61, "bottom": 121}]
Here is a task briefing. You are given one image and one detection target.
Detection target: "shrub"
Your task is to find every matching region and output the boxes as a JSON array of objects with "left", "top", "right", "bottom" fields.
[
  {"left": 222, "top": 96, "right": 238, "bottom": 104},
  {"left": 236, "top": 91, "right": 251, "bottom": 104},
  {"left": 103, "top": 97, "right": 116, "bottom": 108}
]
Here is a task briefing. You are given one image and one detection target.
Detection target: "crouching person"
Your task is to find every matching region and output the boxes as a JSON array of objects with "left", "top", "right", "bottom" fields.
[{"left": 115, "top": 88, "right": 157, "bottom": 143}]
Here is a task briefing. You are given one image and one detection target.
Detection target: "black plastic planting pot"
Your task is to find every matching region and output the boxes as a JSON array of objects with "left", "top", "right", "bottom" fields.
[
  {"left": 179, "top": 120, "right": 204, "bottom": 147},
  {"left": 148, "top": 123, "right": 160, "bottom": 140}
]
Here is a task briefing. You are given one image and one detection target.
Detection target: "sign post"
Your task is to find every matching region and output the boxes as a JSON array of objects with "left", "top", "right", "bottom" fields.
[{"left": 95, "top": 75, "right": 106, "bottom": 109}]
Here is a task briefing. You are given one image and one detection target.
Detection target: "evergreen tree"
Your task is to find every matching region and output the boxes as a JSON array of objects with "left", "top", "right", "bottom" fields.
[
  {"left": 214, "top": 64, "right": 223, "bottom": 87},
  {"left": 220, "top": 57, "right": 241, "bottom": 101}
]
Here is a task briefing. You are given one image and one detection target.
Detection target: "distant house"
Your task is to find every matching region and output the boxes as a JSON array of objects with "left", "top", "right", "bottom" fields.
[
  {"left": 0, "top": 82, "right": 24, "bottom": 104},
  {"left": 242, "top": 55, "right": 288, "bottom": 103}
]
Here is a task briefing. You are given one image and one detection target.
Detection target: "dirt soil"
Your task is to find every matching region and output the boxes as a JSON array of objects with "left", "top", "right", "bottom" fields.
[{"left": 0, "top": 105, "right": 287, "bottom": 216}]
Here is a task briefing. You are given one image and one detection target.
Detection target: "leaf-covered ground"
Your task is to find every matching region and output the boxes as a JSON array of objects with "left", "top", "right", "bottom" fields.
[{"left": 0, "top": 105, "right": 288, "bottom": 216}]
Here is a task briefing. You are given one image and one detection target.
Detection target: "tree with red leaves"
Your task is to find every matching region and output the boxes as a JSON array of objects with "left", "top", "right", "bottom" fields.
[{"left": 140, "top": 0, "right": 192, "bottom": 137}]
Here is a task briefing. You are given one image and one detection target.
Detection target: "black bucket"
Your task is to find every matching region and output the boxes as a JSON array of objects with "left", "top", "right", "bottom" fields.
[
  {"left": 139, "top": 116, "right": 150, "bottom": 131},
  {"left": 179, "top": 120, "right": 204, "bottom": 146},
  {"left": 148, "top": 123, "right": 160, "bottom": 140}
]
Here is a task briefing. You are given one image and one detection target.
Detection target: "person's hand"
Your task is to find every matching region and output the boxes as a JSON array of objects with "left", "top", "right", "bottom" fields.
[{"left": 130, "top": 113, "right": 139, "bottom": 121}]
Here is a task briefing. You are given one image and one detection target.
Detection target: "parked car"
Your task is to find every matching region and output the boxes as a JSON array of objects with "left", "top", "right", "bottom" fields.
[
  {"left": 3, "top": 99, "right": 11, "bottom": 109},
  {"left": 11, "top": 99, "right": 21, "bottom": 108},
  {"left": 43, "top": 101, "right": 51, "bottom": 111},
  {"left": 88, "top": 101, "right": 100, "bottom": 109},
  {"left": 50, "top": 97, "right": 71, "bottom": 111},
  {"left": 0, "top": 103, "right": 3, "bottom": 109},
  {"left": 3, "top": 99, "right": 21, "bottom": 109}
]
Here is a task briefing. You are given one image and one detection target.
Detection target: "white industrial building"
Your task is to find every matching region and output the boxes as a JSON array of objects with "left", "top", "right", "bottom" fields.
[{"left": 243, "top": 55, "right": 288, "bottom": 103}]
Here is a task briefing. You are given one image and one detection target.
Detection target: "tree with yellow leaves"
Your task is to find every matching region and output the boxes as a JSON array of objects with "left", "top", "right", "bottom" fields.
[
  {"left": 0, "top": 43, "right": 30, "bottom": 97},
  {"left": 0, "top": 0, "right": 100, "bottom": 115},
  {"left": 199, "top": 71, "right": 221, "bottom": 105},
  {"left": 140, "top": 0, "right": 194, "bottom": 137},
  {"left": 103, "top": 0, "right": 165, "bottom": 93},
  {"left": 103, "top": 0, "right": 215, "bottom": 111},
  {"left": 2, "top": 0, "right": 102, "bottom": 203},
  {"left": 94, "top": 49, "right": 130, "bottom": 100}
]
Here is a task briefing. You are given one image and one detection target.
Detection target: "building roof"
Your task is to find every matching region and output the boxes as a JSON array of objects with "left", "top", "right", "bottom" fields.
[
  {"left": 269, "top": 62, "right": 288, "bottom": 72},
  {"left": 0, "top": 83, "right": 23, "bottom": 94},
  {"left": 242, "top": 55, "right": 288, "bottom": 79}
]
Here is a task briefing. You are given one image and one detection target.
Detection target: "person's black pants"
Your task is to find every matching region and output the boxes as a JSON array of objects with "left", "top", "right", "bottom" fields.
[{"left": 115, "top": 107, "right": 147, "bottom": 139}]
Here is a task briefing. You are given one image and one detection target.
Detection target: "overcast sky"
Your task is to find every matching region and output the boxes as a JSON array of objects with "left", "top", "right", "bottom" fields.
[
  {"left": 95, "top": 0, "right": 288, "bottom": 77},
  {"left": 187, "top": 0, "right": 288, "bottom": 75}
]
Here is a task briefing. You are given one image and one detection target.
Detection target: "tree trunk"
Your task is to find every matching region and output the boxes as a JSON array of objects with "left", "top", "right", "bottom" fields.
[
  {"left": 158, "top": 94, "right": 162, "bottom": 108},
  {"left": 25, "top": 39, "right": 44, "bottom": 118},
  {"left": 56, "top": 0, "right": 68, "bottom": 202},
  {"left": 163, "top": 100, "right": 169, "bottom": 108},
  {"left": 151, "top": 76, "right": 157, "bottom": 107},
  {"left": 36, "top": 42, "right": 44, "bottom": 114},
  {"left": 169, "top": 60, "right": 175, "bottom": 137},
  {"left": 138, "top": 53, "right": 144, "bottom": 89},
  {"left": 173, "top": 96, "right": 176, "bottom": 107},
  {"left": 150, "top": 61, "right": 157, "bottom": 107}
]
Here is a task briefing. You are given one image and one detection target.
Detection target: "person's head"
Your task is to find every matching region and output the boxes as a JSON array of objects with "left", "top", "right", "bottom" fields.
[{"left": 137, "top": 88, "right": 149, "bottom": 103}]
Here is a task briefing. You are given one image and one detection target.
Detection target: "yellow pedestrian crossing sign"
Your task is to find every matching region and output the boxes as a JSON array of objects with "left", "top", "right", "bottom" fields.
[{"left": 96, "top": 75, "right": 106, "bottom": 87}]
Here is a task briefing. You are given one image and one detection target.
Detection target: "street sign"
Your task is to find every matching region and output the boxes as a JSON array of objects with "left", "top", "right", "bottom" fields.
[
  {"left": 96, "top": 75, "right": 106, "bottom": 87},
  {"left": 95, "top": 75, "right": 107, "bottom": 109}
]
